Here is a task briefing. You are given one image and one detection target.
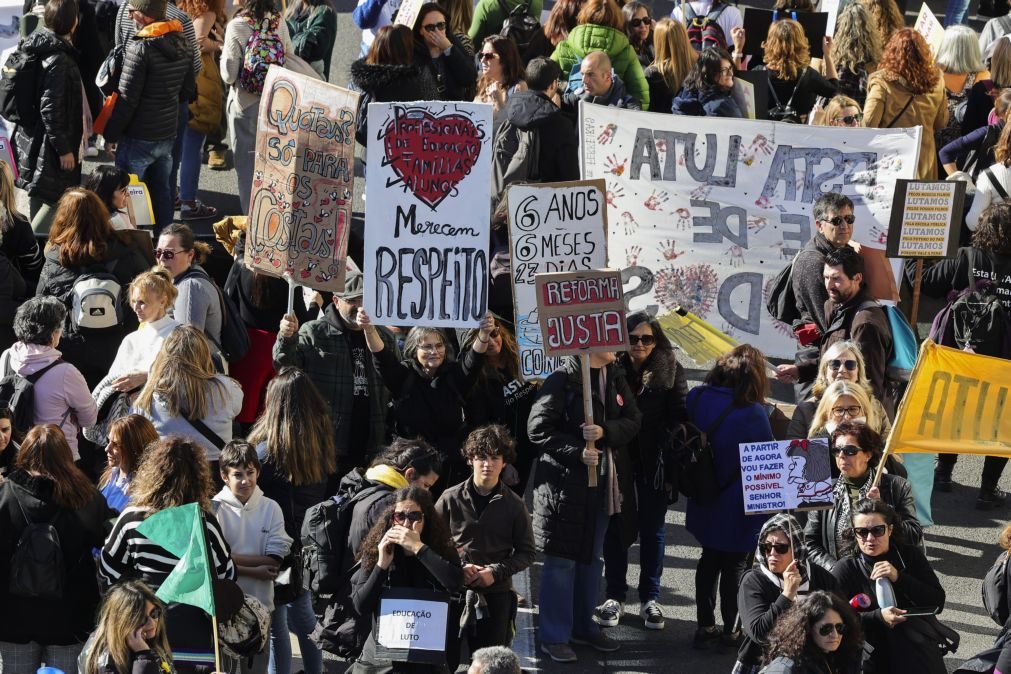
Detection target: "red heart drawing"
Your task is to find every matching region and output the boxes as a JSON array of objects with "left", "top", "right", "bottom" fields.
[
  {"left": 321, "top": 198, "right": 330, "bottom": 206},
  {"left": 383, "top": 108, "right": 483, "bottom": 210},
  {"left": 301, "top": 269, "right": 311, "bottom": 279}
]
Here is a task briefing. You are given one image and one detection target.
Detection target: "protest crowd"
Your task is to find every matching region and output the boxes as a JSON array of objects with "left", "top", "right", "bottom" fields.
[{"left": 4, "top": 0, "right": 1011, "bottom": 672}]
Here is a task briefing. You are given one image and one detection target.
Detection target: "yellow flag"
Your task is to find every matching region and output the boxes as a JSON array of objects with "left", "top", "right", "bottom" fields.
[
  {"left": 656, "top": 307, "right": 738, "bottom": 365},
  {"left": 888, "top": 340, "right": 1011, "bottom": 457}
]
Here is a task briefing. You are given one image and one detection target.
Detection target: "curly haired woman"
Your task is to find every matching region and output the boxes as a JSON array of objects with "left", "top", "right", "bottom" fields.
[
  {"left": 828, "top": 3, "right": 882, "bottom": 106},
  {"left": 762, "top": 591, "right": 863, "bottom": 674}
]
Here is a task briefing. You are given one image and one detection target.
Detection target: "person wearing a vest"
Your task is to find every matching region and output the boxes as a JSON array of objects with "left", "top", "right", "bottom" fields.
[{"left": 671, "top": 0, "right": 742, "bottom": 53}]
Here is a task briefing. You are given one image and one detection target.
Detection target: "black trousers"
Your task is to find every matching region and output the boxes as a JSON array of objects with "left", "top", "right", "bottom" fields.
[
  {"left": 470, "top": 590, "right": 518, "bottom": 651},
  {"left": 695, "top": 547, "right": 749, "bottom": 630},
  {"left": 936, "top": 453, "right": 1008, "bottom": 491}
]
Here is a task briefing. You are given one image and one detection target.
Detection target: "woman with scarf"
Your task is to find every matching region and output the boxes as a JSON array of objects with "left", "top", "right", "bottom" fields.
[
  {"left": 805, "top": 422, "right": 921, "bottom": 572},
  {"left": 733, "top": 514, "right": 838, "bottom": 674}
]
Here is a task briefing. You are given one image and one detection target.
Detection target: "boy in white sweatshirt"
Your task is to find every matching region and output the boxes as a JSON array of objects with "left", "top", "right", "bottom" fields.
[{"left": 213, "top": 440, "right": 293, "bottom": 674}]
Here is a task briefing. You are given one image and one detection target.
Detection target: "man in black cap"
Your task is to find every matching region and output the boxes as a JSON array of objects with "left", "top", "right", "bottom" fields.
[{"left": 274, "top": 270, "right": 400, "bottom": 474}]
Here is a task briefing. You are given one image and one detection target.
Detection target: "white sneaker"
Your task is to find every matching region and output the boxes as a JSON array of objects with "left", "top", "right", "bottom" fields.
[
  {"left": 592, "top": 599, "right": 623, "bottom": 627},
  {"left": 640, "top": 600, "right": 665, "bottom": 630}
]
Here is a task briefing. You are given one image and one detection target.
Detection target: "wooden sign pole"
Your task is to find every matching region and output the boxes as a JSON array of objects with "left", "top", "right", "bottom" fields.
[
  {"left": 909, "top": 259, "right": 924, "bottom": 339},
  {"left": 580, "top": 354, "right": 598, "bottom": 488}
]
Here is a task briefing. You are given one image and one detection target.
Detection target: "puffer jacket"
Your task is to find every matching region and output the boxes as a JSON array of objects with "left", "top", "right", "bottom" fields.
[
  {"left": 551, "top": 23, "right": 649, "bottom": 108},
  {"left": 13, "top": 29, "right": 83, "bottom": 204},
  {"left": 501, "top": 90, "right": 579, "bottom": 182},
  {"left": 528, "top": 357, "right": 642, "bottom": 562},
  {"left": 103, "top": 19, "right": 196, "bottom": 142},
  {"left": 671, "top": 84, "right": 743, "bottom": 117}
]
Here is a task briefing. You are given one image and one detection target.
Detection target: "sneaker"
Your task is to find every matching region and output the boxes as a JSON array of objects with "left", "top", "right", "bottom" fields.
[
  {"left": 571, "top": 631, "right": 620, "bottom": 652},
  {"left": 977, "top": 488, "right": 1008, "bottom": 510},
  {"left": 934, "top": 471, "right": 953, "bottom": 493},
  {"left": 693, "top": 625, "right": 721, "bottom": 650},
  {"left": 207, "top": 149, "right": 228, "bottom": 170},
  {"left": 84, "top": 142, "right": 99, "bottom": 158},
  {"left": 180, "top": 200, "right": 219, "bottom": 221},
  {"left": 540, "top": 642, "right": 577, "bottom": 663},
  {"left": 640, "top": 600, "right": 665, "bottom": 630},
  {"left": 592, "top": 599, "right": 623, "bottom": 627}
]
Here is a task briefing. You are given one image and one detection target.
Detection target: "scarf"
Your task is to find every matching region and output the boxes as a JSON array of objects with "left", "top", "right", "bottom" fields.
[{"left": 833, "top": 472, "right": 873, "bottom": 560}]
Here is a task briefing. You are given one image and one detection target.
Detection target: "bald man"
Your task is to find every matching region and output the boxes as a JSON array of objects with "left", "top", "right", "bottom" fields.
[{"left": 561, "top": 50, "right": 641, "bottom": 115}]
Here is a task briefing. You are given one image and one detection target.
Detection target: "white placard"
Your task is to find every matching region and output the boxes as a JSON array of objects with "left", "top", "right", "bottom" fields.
[
  {"left": 376, "top": 598, "right": 449, "bottom": 652},
  {"left": 740, "top": 439, "right": 834, "bottom": 514}
]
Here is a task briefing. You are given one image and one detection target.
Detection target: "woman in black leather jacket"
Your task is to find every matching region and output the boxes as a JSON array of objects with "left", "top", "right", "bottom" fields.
[{"left": 412, "top": 3, "right": 477, "bottom": 101}]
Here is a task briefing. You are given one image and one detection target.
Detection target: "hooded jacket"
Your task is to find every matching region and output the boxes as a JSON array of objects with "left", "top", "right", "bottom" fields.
[
  {"left": 551, "top": 23, "right": 649, "bottom": 108},
  {"left": 104, "top": 19, "right": 197, "bottom": 143},
  {"left": 500, "top": 90, "right": 580, "bottom": 183},
  {"left": 347, "top": 464, "right": 409, "bottom": 557},
  {"left": 13, "top": 29, "right": 83, "bottom": 204},
  {"left": 671, "top": 84, "right": 743, "bottom": 117}
]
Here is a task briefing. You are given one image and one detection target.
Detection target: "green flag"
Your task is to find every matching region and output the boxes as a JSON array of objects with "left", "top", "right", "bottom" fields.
[{"left": 136, "top": 503, "right": 216, "bottom": 616}]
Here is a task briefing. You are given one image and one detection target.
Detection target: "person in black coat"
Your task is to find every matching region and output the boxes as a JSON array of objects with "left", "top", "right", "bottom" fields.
[
  {"left": 755, "top": 19, "right": 838, "bottom": 121},
  {"left": 734, "top": 514, "right": 838, "bottom": 674},
  {"left": 527, "top": 353, "right": 642, "bottom": 662},
  {"left": 597, "top": 313, "right": 686, "bottom": 631},
  {"left": 412, "top": 3, "right": 477, "bottom": 101},
  {"left": 0, "top": 159, "right": 43, "bottom": 296},
  {"left": 13, "top": 0, "right": 84, "bottom": 235}
]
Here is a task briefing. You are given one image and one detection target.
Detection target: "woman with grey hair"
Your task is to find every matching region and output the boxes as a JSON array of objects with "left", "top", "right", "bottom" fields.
[
  {"left": 936, "top": 24, "right": 992, "bottom": 149},
  {"left": 358, "top": 310, "right": 495, "bottom": 491},
  {"left": 468, "top": 646, "right": 521, "bottom": 674},
  {"left": 1, "top": 296, "right": 97, "bottom": 459}
]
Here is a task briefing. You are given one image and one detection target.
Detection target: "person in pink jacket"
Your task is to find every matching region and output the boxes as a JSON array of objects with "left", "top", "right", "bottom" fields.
[{"left": 1, "top": 296, "right": 97, "bottom": 460}]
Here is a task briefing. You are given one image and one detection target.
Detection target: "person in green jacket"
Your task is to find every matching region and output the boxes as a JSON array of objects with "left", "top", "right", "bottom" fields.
[
  {"left": 285, "top": 0, "right": 338, "bottom": 80},
  {"left": 550, "top": 0, "right": 649, "bottom": 108},
  {"left": 469, "top": 0, "right": 544, "bottom": 46}
]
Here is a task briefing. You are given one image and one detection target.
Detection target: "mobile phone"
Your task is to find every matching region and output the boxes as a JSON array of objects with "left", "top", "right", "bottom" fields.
[{"left": 901, "top": 606, "right": 939, "bottom": 617}]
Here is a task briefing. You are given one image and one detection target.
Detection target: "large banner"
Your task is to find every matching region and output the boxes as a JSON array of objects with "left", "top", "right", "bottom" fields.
[
  {"left": 507, "top": 180, "right": 608, "bottom": 379},
  {"left": 580, "top": 103, "right": 920, "bottom": 358},
  {"left": 364, "top": 102, "right": 493, "bottom": 328},
  {"left": 888, "top": 340, "right": 1011, "bottom": 457},
  {"left": 247, "top": 67, "right": 357, "bottom": 292}
]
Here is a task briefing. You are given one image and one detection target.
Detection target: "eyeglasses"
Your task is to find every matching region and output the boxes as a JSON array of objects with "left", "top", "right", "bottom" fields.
[
  {"left": 479, "top": 52, "right": 499, "bottom": 61},
  {"left": 817, "top": 622, "right": 847, "bottom": 637},
  {"left": 831, "top": 444, "right": 864, "bottom": 457},
  {"left": 489, "top": 329, "right": 500, "bottom": 338},
  {"left": 153, "top": 248, "right": 181, "bottom": 260},
  {"left": 834, "top": 113, "right": 864, "bottom": 126},
  {"left": 828, "top": 359, "right": 858, "bottom": 372},
  {"left": 423, "top": 21, "right": 447, "bottom": 32},
  {"left": 392, "top": 510, "right": 425, "bottom": 524},
  {"left": 831, "top": 406, "right": 862, "bottom": 419},
  {"left": 628, "top": 16, "right": 652, "bottom": 27},
  {"left": 821, "top": 214, "right": 856, "bottom": 228},
  {"left": 719, "top": 66, "right": 734, "bottom": 76},
  {"left": 629, "top": 335, "right": 656, "bottom": 346},
  {"left": 759, "top": 542, "right": 790, "bottom": 555},
  {"left": 146, "top": 607, "right": 163, "bottom": 622},
  {"left": 418, "top": 343, "right": 446, "bottom": 353},
  {"left": 853, "top": 524, "right": 888, "bottom": 540}
]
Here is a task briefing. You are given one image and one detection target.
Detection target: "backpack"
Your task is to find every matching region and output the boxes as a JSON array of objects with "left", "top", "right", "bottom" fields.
[
  {"left": 238, "top": 12, "right": 285, "bottom": 95},
  {"left": 854, "top": 300, "right": 918, "bottom": 384},
  {"left": 983, "top": 550, "right": 1010, "bottom": 627},
  {"left": 218, "top": 593, "right": 271, "bottom": 660},
  {"left": 766, "top": 249, "right": 814, "bottom": 326},
  {"left": 765, "top": 68, "right": 806, "bottom": 124},
  {"left": 70, "top": 259, "right": 125, "bottom": 331},
  {"left": 491, "top": 118, "right": 540, "bottom": 205},
  {"left": 672, "top": 399, "right": 736, "bottom": 505},
  {"left": 179, "top": 266, "right": 251, "bottom": 362},
  {"left": 683, "top": 2, "right": 728, "bottom": 52},
  {"left": 95, "top": 42, "right": 127, "bottom": 97},
  {"left": 0, "top": 49, "right": 42, "bottom": 131},
  {"left": 0, "top": 358, "right": 67, "bottom": 436},
  {"left": 928, "top": 251, "right": 1011, "bottom": 359},
  {"left": 496, "top": 0, "right": 540, "bottom": 52},
  {"left": 8, "top": 486, "right": 66, "bottom": 600}
]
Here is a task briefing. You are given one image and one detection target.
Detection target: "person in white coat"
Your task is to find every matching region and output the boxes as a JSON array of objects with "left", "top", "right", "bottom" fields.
[{"left": 967, "top": 123, "right": 1011, "bottom": 231}]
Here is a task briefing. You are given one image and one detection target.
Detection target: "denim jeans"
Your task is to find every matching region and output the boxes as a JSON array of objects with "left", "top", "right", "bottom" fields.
[
  {"left": 944, "top": 0, "right": 971, "bottom": 26},
  {"left": 603, "top": 475, "right": 668, "bottom": 602},
  {"left": 268, "top": 591, "right": 323, "bottom": 674},
  {"left": 171, "top": 102, "right": 190, "bottom": 202},
  {"left": 116, "top": 135, "right": 175, "bottom": 234},
  {"left": 179, "top": 124, "right": 207, "bottom": 202},
  {"left": 538, "top": 497, "right": 609, "bottom": 644}
]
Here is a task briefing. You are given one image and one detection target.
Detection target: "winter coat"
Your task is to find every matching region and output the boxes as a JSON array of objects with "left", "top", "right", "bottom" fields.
[
  {"left": 348, "top": 58, "right": 441, "bottom": 146},
  {"left": 13, "top": 29, "right": 83, "bottom": 204},
  {"left": 864, "top": 71, "right": 948, "bottom": 179},
  {"left": 684, "top": 385, "right": 773, "bottom": 552},
  {"left": 0, "top": 470, "right": 113, "bottom": 645},
  {"left": 0, "top": 252, "right": 25, "bottom": 349},
  {"left": 671, "top": 84, "right": 742, "bottom": 117},
  {"left": 644, "top": 65, "right": 676, "bottom": 114},
  {"left": 287, "top": 5, "right": 338, "bottom": 80},
  {"left": 500, "top": 90, "right": 580, "bottom": 183},
  {"left": 551, "top": 23, "right": 650, "bottom": 108},
  {"left": 527, "top": 358, "right": 642, "bottom": 562},
  {"left": 469, "top": 0, "right": 545, "bottom": 45},
  {"left": 965, "top": 161, "right": 1011, "bottom": 231},
  {"left": 791, "top": 233, "right": 839, "bottom": 335},
  {"left": 104, "top": 20, "right": 196, "bottom": 143},
  {"left": 561, "top": 75, "right": 641, "bottom": 113},
  {"left": 415, "top": 36, "right": 478, "bottom": 101},
  {"left": 77, "top": 643, "right": 172, "bottom": 674},
  {"left": 922, "top": 246, "right": 1011, "bottom": 312},
  {"left": 631, "top": 35, "right": 654, "bottom": 70},
  {"left": 173, "top": 264, "right": 223, "bottom": 352},
  {"left": 255, "top": 443, "right": 328, "bottom": 545},
  {"left": 819, "top": 290, "right": 893, "bottom": 404},
  {"left": 0, "top": 212, "right": 44, "bottom": 291},
  {"left": 347, "top": 464, "right": 409, "bottom": 557},
  {"left": 762, "top": 655, "right": 848, "bottom": 674}
]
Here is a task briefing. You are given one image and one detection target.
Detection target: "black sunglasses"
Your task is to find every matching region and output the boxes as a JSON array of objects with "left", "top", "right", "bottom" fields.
[
  {"left": 821, "top": 214, "right": 855, "bottom": 227},
  {"left": 835, "top": 113, "right": 864, "bottom": 126},
  {"left": 853, "top": 524, "right": 888, "bottom": 540},
  {"left": 759, "top": 542, "right": 790, "bottom": 555},
  {"left": 828, "top": 359, "right": 857, "bottom": 372},
  {"left": 831, "top": 444, "right": 864, "bottom": 457},
  {"left": 153, "top": 248, "right": 182, "bottom": 260},
  {"left": 478, "top": 52, "right": 498, "bottom": 61},
  {"left": 629, "top": 16, "right": 652, "bottom": 27},
  {"left": 393, "top": 510, "right": 425, "bottom": 524},
  {"left": 629, "top": 335, "right": 656, "bottom": 346},
  {"left": 817, "top": 622, "right": 846, "bottom": 636},
  {"left": 423, "top": 21, "right": 447, "bottom": 32}
]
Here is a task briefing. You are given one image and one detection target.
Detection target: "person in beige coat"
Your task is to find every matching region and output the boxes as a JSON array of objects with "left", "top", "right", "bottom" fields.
[{"left": 864, "top": 28, "right": 948, "bottom": 180}]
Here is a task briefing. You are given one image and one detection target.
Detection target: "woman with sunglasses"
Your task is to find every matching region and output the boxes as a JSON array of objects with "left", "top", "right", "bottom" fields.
[
  {"left": 733, "top": 515, "right": 838, "bottom": 674},
  {"left": 412, "top": 2, "right": 478, "bottom": 101},
  {"left": 805, "top": 421, "right": 921, "bottom": 572},
  {"left": 671, "top": 46, "right": 743, "bottom": 117},
  {"left": 350, "top": 486, "right": 463, "bottom": 673},
  {"left": 818, "top": 95, "right": 863, "bottom": 128},
  {"left": 621, "top": 2, "right": 654, "bottom": 69},
  {"left": 831, "top": 499, "right": 945, "bottom": 673},
  {"left": 762, "top": 591, "right": 863, "bottom": 674},
  {"left": 474, "top": 35, "right": 527, "bottom": 120},
  {"left": 80, "top": 580, "right": 173, "bottom": 674}
]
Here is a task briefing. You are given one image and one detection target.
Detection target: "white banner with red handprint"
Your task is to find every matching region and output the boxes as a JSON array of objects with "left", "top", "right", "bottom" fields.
[
  {"left": 247, "top": 66, "right": 358, "bottom": 293},
  {"left": 579, "top": 102, "right": 920, "bottom": 359},
  {"left": 364, "top": 102, "right": 493, "bottom": 328}
]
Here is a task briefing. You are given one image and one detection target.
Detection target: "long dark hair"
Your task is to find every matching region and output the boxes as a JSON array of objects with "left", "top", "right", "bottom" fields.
[
  {"left": 367, "top": 24, "right": 414, "bottom": 65},
  {"left": 766, "top": 591, "right": 863, "bottom": 669},
  {"left": 413, "top": 3, "right": 447, "bottom": 42},
  {"left": 17, "top": 425, "right": 98, "bottom": 509},
  {"left": 682, "top": 46, "right": 733, "bottom": 92},
  {"left": 84, "top": 165, "right": 130, "bottom": 216},
  {"left": 238, "top": 0, "right": 275, "bottom": 21},
  {"left": 357, "top": 486, "right": 458, "bottom": 571}
]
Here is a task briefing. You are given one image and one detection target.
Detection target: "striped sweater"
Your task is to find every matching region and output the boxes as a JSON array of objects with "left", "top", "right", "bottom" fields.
[{"left": 114, "top": 1, "right": 202, "bottom": 76}]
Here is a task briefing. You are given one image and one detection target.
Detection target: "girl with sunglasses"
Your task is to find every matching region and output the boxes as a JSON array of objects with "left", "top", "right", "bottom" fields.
[
  {"left": 805, "top": 422, "right": 921, "bottom": 572},
  {"left": 473, "top": 35, "right": 526, "bottom": 121},
  {"left": 762, "top": 591, "right": 863, "bottom": 674},
  {"left": 351, "top": 486, "right": 463, "bottom": 673},
  {"left": 820, "top": 95, "right": 863, "bottom": 128},
  {"left": 80, "top": 580, "right": 173, "bottom": 674},
  {"left": 621, "top": 1, "right": 654, "bottom": 69},
  {"left": 831, "top": 499, "right": 946, "bottom": 674},
  {"left": 733, "top": 515, "right": 838, "bottom": 674}
]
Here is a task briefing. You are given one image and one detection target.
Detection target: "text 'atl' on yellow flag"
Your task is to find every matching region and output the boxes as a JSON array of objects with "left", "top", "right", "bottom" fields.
[
  {"left": 657, "top": 306, "right": 738, "bottom": 365},
  {"left": 888, "top": 340, "right": 1011, "bottom": 458}
]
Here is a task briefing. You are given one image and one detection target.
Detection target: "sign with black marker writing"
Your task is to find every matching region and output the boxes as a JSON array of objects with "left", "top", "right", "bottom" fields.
[
  {"left": 740, "top": 439, "right": 834, "bottom": 514},
  {"left": 885, "top": 179, "right": 964, "bottom": 259},
  {"left": 507, "top": 180, "right": 608, "bottom": 379},
  {"left": 535, "top": 269, "right": 628, "bottom": 356},
  {"left": 375, "top": 588, "right": 450, "bottom": 665},
  {"left": 364, "top": 102, "right": 493, "bottom": 327}
]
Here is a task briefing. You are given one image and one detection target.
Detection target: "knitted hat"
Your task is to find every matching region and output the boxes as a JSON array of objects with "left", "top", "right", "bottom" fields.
[{"left": 128, "top": 0, "right": 167, "bottom": 21}]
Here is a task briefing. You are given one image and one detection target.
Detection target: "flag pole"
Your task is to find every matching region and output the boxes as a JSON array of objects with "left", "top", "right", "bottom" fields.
[
  {"left": 212, "top": 614, "right": 222, "bottom": 672},
  {"left": 199, "top": 509, "right": 222, "bottom": 673}
]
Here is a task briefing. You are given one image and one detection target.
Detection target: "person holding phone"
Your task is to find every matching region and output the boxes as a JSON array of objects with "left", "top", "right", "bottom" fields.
[{"left": 733, "top": 514, "right": 838, "bottom": 674}]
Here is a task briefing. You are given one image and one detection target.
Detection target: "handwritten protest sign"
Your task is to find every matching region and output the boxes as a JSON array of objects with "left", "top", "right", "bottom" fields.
[
  {"left": 581, "top": 102, "right": 919, "bottom": 357},
  {"left": 507, "top": 180, "right": 608, "bottom": 379},
  {"left": 740, "top": 439, "right": 833, "bottom": 514},
  {"left": 394, "top": 0, "right": 425, "bottom": 27},
  {"left": 375, "top": 589, "right": 450, "bottom": 665},
  {"left": 535, "top": 270, "right": 628, "bottom": 356},
  {"left": 364, "top": 102, "right": 493, "bottom": 328},
  {"left": 915, "top": 3, "right": 944, "bottom": 59},
  {"left": 247, "top": 67, "right": 356, "bottom": 293},
  {"left": 886, "top": 180, "right": 963, "bottom": 259}
]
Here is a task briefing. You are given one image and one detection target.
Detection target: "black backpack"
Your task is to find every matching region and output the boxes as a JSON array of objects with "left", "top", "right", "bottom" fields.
[
  {"left": 766, "top": 250, "right": 813, "bottom": 326},
  {"left": 983, "top": 550, "right": 1010, "bottom": 627},
  {"left": 928, "top": 251, "right": 1011, "bottom": 359},
  {"left": 0, "top": 358, "right": 66, "bottom": 435},
  {"left": 491, "top": 118, "right": 540, "bottom": 206},
  {"left": 765, "top": 68, "right": 806, "bottom": 124},
  {"left": 673, "top": 400, "right": 736, "bottom": 505},
  {"left": 0, "top": 49, "right": 42, "bottom": 132},
  {"left": 8, "top": 486, "right": 66, "bottom": 600},
  {"left": 178, "top": 266, "right": 251, "bottom": 363},
  {"left": 684, "top": 1, "right": 728, "bottom": 51},
  {"left": 496, "top": 0, "right": 540, "bottom": 52}
]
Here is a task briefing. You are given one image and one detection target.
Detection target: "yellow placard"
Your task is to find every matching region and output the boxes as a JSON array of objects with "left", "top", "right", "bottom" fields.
[
  {"left": 657, "top": 307, "right": 738, "bottom": 365},
  {"left": 888, "top": 340, "right": 1011, "bottom": 457}
]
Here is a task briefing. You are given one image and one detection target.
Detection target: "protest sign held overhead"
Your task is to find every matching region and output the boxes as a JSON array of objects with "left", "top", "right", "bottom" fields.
[
  {"left": 914, "top": 3, "right": 944, "bottom": 58},
  {"left": 536, "top": 269, "right": 628, "bottom": 356},
  {"left": 740, "top": 439, "right": 834, "bottom": 515},
  {"left": 246, "top": 67, "right": 356, "bottom": 293},
  {"left": 364, "top": 102, "right": 493, "bottom": 328},
  {"left": 507, "top": 180, "right": 608, "bottom": 379},
  {"left": 657, "top": 306, "right": 738, "bottom": 365},
  {"left": 886, "top": 180, "right": 964, "bottom": 259},
  {"left": 581, "top": 102, "right": 919, "bottom": 357}
]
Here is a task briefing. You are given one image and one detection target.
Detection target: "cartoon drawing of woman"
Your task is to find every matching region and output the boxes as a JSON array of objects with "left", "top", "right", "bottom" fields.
[{"left": 786, "top": 439, "right": 833, "bottom": 504}]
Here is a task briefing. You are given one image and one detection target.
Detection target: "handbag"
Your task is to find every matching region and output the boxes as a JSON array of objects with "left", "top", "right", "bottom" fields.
[{"left": 189, "top": 52, "right": 224, "bottom": 135}]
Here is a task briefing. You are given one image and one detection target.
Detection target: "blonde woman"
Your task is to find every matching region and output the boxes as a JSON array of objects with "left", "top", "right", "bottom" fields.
[
  {"left": 829, "top": 3, "right": 881, "bottom": 106},
  {"left": 644, "top": 18, "right": 696, "bottom": 113},
  {"left": 81, "top": 580, "right": 173, "bottom": 674},
  {"left": 818, "top": 94, "right": 863, "bottom": 127},
  {"left": 0, "top": 160, "right": 43, "bottom": 293},
  {"left": 807, "top": 380, "right": 890, "bottom": 439},
  {"left": 759, "top": 18, "right": 837, "bottom": 121},
  {"left": 133, "top": 326, "right": 243, "bottom": 463}
]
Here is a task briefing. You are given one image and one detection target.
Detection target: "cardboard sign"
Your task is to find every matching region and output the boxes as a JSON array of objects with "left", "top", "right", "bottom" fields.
[
  {"left": 364, "top": 102, "right": 493, "bottom": 328},
  {"left": 0, "top": 126, "right": 15, "bottom": 180},
  {"left": 507, "top": 180, "right": 608, "bottom": 379},
  {"left": 742, "top": 9, "right": 829, "bottom": 59},
  {"left": 535, "top": 270, "right": 628, "bottom": 356},
  {"left": 247, "top": 66, "right": 357, "bottom": 293},
  {"left": 394, "top": 0, "right": 425, "bottom": 27},
  {"left": 731, "top": 78, "right": 756, "bottom": 120},
  {"left": 740, "top": 439, "right": 834, "bottom": 514},
  {"left": 375, "top": 588, "right": 450, "bottom": 665},
  {"left": 885, "top": 180, "right": 963, "bottom": 259},
  {"left": 657, "top": 306, "right": 738, "bottom": 365},
  {"left": 915, "top": 3, "right": 944, "bottom": 59}
]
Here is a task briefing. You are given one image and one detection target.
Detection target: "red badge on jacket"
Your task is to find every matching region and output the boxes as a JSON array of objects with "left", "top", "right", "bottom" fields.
[{"left": 616, "top": 394, "right": 624, "bottom": 407}]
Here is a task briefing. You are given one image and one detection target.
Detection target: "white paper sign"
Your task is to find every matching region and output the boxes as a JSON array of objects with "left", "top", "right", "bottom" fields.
[
  {"left": 740, "top": 439, "right": 833, "bottom": 514},
  {"left": 364, "top": 102, "right": 494, "bottom": 328},
  {"left": 376, "top": 598, "right": 449, "bottom": 652}
]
